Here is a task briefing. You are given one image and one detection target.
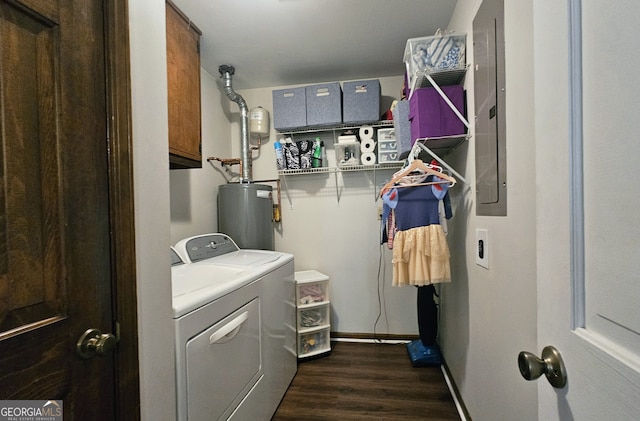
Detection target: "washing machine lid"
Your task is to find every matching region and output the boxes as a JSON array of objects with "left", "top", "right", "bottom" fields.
[
  {"left": 170, "top": 263, "right": 253, "bottom": 317},
  {"left": 206, "top": 249, "right": 281, "bottom": 268},
  {"left": 171, "top": 264, "right": 247, "bottom": 297}
]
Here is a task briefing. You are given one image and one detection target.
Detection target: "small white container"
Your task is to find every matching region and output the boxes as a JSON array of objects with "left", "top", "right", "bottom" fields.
[
  {"left": 294, "top": 270, "right": 331, "bottom": 359},
  {"left": 295, "top": 270, "right": 329, "bottom": 305},
  {"left": 378, "top": 141, "right": 398, "bottom": 151},
  {"left": 404, "top": 33, "right": 467, "bottom": 92},
  {"left": 378, "top": 151, "right": 401, "bottom": 163},
  {"left": 297, "top": 303, "right": 330, "bottom": 331},
  {"left": 377, "top": 127, "right": 400, "bottom": 163},
  {"left": 335, "top": 142, "right": 361, "bottom": 168},
  {"left": 298, "top": 327, "right": 331, "bottom": 358},
  {"left": 377, "top": 128, "right": 396, "bottom": 141}
]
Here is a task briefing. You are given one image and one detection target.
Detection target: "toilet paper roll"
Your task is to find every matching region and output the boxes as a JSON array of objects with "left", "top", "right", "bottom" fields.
[
  {"left": 361, "top": 152, "right": 376, "bottom": 165},
  {"left": 360, "top": 139, "right": 376, "bottom": 153},
  {"left": 359, "top": 126, "right": 374, "bottom": 140}
]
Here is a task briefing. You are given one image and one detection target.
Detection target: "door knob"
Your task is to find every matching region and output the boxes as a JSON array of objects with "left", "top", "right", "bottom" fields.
[
  {"left": 77, "top": 328, "right": 118, "bottom": 359},
  {"left": 518, "top": 345, "right": 567, "bottom": 388}
]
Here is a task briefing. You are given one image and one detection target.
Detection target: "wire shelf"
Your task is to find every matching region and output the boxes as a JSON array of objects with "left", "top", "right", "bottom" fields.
[
  {"left": 411, "top": 66, "right": 469, "bottom": 90},
  {"left": 278, "top": 161, "right": 402, "bottom": 176},
  {"left": 277, "top": 120, "right": 393, "bottom": 136}
]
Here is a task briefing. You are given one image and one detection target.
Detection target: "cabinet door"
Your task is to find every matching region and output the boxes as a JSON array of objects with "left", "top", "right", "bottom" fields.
[{"left": 166, "top": 0, "right": 202, "bottom": 168}]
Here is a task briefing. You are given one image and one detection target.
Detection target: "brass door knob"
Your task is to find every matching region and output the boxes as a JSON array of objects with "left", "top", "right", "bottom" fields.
[
  {"left": 518, "top": 345, "right": 567, "bottom": 388},
  {"left": 77, "top": 328, "right": 118, "bottom": 359}
]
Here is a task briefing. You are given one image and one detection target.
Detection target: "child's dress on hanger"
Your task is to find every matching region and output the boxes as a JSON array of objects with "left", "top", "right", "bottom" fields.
[
  {"left": 392, "top": 179, "right": 451, "bottom": 287},
  {"left": 386, "top": 176, "right": 452, "bottom": 354}
]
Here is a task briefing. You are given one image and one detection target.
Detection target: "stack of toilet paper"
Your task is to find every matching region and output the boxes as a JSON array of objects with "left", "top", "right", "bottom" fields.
[{"left": 359, "top": 126, "right": 376, "bottom": 165}]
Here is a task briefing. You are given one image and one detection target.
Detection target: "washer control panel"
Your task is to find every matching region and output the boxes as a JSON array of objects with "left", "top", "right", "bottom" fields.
[{"left": 183, "top": 234, "right": 239, "bottom": 262}]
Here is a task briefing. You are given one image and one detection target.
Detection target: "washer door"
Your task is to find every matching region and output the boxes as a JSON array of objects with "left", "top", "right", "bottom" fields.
[{"left": 186, "top": 297, "right": 261, "bottom": 420}]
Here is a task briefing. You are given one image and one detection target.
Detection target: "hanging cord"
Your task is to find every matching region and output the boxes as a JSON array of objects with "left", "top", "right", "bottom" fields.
[{"left": 373, "top": 212, "right": 390, "bottom": 343}]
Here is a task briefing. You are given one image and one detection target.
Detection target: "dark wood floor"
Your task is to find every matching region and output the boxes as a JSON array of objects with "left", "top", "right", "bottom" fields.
[{"left": 272, "top": 341, "right": 461, "bottom": 421}]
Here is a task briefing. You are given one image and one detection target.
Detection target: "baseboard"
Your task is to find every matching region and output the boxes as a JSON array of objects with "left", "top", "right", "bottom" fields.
[
  {"left": 441, "top": 360, "right": 472, "bottom": 421},
  {"left": 330, "top": 331, "right": 420, "bottom": 342}
]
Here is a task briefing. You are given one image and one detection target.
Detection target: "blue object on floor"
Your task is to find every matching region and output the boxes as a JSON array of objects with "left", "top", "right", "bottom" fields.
[{"left": 406, "top": 339, "right": 443, "bottom": 367}]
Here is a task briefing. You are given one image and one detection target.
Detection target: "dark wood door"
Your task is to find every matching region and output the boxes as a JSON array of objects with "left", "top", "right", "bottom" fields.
[{"left": 0, "top": 0, "right": 137, "bottom": 419}]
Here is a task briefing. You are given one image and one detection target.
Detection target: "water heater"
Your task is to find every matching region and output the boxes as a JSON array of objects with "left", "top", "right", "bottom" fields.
[{"left": 218, "top": 183, "right": 274, "bottom": 250}]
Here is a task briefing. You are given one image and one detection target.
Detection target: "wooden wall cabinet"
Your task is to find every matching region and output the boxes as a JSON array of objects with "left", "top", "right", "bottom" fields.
[{"left": 166, "top": 1, "right": 202, "bottom": 168}]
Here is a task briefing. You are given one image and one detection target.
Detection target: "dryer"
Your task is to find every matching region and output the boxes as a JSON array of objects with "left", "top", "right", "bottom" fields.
[{"left": 171, "top": 234, "right": 296, "bottom": 421}]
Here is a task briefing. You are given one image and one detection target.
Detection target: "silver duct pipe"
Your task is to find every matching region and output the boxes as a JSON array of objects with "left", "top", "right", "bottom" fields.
[{"left": 219, "top": 64, "right": 251, "bottom": 183}]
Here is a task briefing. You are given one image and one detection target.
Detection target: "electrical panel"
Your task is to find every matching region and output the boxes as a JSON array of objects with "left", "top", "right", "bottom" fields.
[{"left": 474, "top": 0, "right": 506, "bottom": 216}]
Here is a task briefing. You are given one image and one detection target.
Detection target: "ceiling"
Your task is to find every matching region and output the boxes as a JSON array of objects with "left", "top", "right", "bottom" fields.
[{"left": 171, "top": 0, "right": 459, "bottom": 90}]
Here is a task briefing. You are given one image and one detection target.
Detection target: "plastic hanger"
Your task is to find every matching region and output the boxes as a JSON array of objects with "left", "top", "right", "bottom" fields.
[{"left": 379, "top": 159, "right": 456, "bottom": 197}]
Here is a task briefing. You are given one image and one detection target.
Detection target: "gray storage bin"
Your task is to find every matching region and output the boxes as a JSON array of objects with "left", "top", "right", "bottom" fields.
[
  {"left": 306, "top": 82, "right": 342, "bottom": 127},
  {"left": 273, "top": 87, "right": 307, "bottom": 130},
  {"left": 342, "top": 79, "right": 380, "bottom": 123},
  {"left": 393, "top": 100, "right": 412, "bottom": 156}
]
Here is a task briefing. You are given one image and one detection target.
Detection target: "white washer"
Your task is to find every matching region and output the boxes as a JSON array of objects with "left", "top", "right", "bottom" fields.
[{"left": 171, "top": 234, "right": 296, "bottom": 421}]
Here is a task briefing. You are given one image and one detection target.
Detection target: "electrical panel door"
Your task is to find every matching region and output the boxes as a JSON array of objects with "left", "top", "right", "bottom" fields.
[{"left": 474, "top": 0, "right": 506, "bottom": 216}]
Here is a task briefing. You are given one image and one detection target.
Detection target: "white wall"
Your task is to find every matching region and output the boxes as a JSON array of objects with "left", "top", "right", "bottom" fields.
[
  {"left": 234, "top": 77, "right": 420, "bottom": 336},
  {"left": 128, "top": 0, "right": 177, "bottom": 419},
  {"left": 170, "top": 69, "right": 231, "bottom": 243},
  {"left": 440, "top": 0, "right": 539, "bottom": 420}
]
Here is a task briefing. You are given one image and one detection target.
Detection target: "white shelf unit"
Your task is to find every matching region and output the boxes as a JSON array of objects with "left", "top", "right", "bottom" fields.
[
  {"left": 403, "top": 31, "right": 472, "bottom": 183},
  {"left": 411, "top": 137, "right": 470, "bottom": 186},
  {"left": 276, "top": 121, "right": 404, "bottom": 205},
  {"left": 414, "top": 134, "right": 468, "bottom": 155},
  {"left": 407, "top": 67, "right": 468, "bottom": 100},
  {"left": 406, "top": 67, "right": 472, "bottom": 187},
  {"left": 286, "top": 270, "right": 331, "bottom": 359}
]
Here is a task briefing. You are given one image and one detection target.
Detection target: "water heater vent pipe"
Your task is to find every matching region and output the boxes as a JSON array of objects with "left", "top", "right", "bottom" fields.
[{"left": 219, "top": 64, "right": 251, "bottom": 183}]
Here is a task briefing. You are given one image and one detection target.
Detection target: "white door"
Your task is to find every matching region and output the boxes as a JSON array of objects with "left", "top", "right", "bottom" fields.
[{"left": 533, "top": 0, "right": 640, "bottom": 419}]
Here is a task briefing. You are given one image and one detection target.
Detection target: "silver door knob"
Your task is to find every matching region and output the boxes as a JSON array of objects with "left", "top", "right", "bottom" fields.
[
  {"left": 518, "top": 345, "right": 567, "bottom": 388},
  {"left": 77, "top": 328, "right": 118, "bottom": 359}
]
